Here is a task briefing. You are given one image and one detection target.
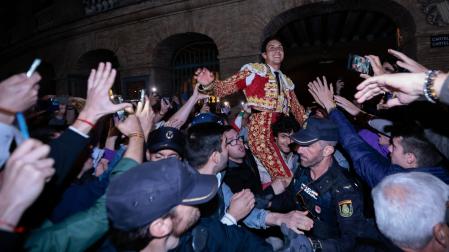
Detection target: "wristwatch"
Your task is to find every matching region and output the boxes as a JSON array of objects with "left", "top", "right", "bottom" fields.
[{"left": 311, "top": 239, "right": 322, "bottom": 252}]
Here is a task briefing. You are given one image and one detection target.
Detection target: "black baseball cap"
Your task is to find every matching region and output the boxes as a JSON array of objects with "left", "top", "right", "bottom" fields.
[
  {"left": 106, "top": 158, "right": 218, "bottom": 231},
  {"left": 291, "top": 117, "right": 338, "bottom": 146},
  {"left": 146, "top": 127, "right": 185, "bottom": 156}
]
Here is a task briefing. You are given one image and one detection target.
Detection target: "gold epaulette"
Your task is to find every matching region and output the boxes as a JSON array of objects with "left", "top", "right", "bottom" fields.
[{"left": 240, "top": 63, "right": 268, "bottom": 76}]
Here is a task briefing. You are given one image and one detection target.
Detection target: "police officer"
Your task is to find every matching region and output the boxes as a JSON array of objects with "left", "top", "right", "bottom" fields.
[
  {"left": 289, "top": 117, "right": 366, "bottom": 251},
  {"left": 146, "top": 126, "right": 185, "bottom": 161}
]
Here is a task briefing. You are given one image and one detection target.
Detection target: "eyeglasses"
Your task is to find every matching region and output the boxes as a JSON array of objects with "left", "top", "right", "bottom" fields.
[
  {"left": 295, "top": 190, "right": 319, "bottom": 220},
  {"left": 226, "top": 136, "right": 244, "bottom": 146}
]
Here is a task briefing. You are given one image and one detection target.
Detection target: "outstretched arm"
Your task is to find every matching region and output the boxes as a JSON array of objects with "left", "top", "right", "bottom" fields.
[
  {"left": 165, "top": 84, "right": 209, "bottom": 129},
  {"left": 355, "top": 72, "right": 449, "bottom": 107},
  {"left": 195, "top": 67, "right": 250, "bottom": 98},
  {"left": 289, "top": 91, "right": 307, "bottom": 125}
]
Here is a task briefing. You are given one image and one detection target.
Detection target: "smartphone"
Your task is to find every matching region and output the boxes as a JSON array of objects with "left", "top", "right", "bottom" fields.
[
  {"left": 110, "top": 94, "right": 127, "bottom": 121},
  {"left": 49, "top": 98, "right": 60, "bottom": 112},
  {"left": 347, "top": 54, "right": 373, "bottom": 75}
]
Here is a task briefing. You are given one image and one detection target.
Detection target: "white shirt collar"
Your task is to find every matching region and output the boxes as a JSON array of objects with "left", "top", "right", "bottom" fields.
[{"left": 266, "top": 64, "right": 283, "bottom": 75}]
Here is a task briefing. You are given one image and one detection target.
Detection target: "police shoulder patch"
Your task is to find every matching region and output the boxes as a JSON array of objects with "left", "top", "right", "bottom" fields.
[{"left": 338, "top": 199, "right": 353, "bottom": 218}]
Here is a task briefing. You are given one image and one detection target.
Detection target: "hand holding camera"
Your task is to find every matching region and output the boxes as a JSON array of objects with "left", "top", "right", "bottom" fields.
[
  {"left": 135, "top": 94, "right": 155, "bottom": 140},
  {"left": 79, "top": 62, "right": 131, "bottom": 124}
]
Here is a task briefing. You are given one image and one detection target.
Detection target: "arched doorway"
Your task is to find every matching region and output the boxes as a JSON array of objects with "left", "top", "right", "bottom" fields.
[
  {"left": 263, "top": 0, "right": 416, "bottom": 105},
  {"left": 69, "top": 49, "right": 120, "bottom": 98},
  {"left": 152, "top": 33, "right": 219, "bottom": 96}
]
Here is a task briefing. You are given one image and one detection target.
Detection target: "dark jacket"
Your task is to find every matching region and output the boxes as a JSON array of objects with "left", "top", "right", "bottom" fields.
[
  {"left": 49, "top": 175, "right": 109, "bottom": 223},
  {"left": 223, "top": 150, "right": 278, "bottom": 208},
  {"left": 49, "top": 146, "right": 126, "bottom": 223},
  {"left": 224, "top": 151, "right": 265, "bottom": 195},
  {"left": 172, "top": 218, "right": 273, "bottom": 252},
  {"left": 329, "top": 109, "right": 449, "bottom": 187},
  {"left": 25, "top": 158, "right": 138, "bottom": 252},
  {"left": 49, "top": 128, "right": 90, "bottom": 186},
  {"left": 0, "top": 230, "right": 22, "bottom": 252},
  {"left": 22, "top": 128, "right": 90, "bottom": 228}
]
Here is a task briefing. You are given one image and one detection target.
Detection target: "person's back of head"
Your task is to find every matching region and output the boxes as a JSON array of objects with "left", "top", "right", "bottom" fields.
[
  {"left": 372, "top": 172, "right": 449, "bottom": 252},
  {"left": 186, "top": 123, "right": 227, "bottom": 169}
]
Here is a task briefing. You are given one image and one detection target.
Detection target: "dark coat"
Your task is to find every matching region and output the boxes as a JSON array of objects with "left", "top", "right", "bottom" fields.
[{"left": 329, "top": 109, "right": 449, "bottom": 187}]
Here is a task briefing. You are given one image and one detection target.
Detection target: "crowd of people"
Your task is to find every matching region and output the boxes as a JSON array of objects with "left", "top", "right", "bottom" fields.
[{"left": 1, "top": 36, "right": 449, "bottom": 252}]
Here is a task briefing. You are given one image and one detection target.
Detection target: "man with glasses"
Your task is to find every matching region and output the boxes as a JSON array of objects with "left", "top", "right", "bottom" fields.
[
  {"left": 288, "top": 117, "right": 368, "bottom": 251},
  {"left": 221, "top": 126, "right": 315, "bottom": 240},
  {"left": 223, "top": 126, "right": 291, "bottom": 199}
]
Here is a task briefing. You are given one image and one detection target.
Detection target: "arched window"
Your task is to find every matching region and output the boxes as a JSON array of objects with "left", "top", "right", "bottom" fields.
[
  {"left": 171, "top": 41, "right": 219, "bottom": 95},
  {"left": 69, "top": 49, "right": 120, "bottom": 98}
]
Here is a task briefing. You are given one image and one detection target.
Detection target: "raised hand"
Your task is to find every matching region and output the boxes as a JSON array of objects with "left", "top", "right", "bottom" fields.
[
  {"left": 334, "top": 95, "right": 362, "bottom": 116},
  {"left": 79, "top": 62, "right": 132, "bottom": 124},
  {"left": 388, "top": 49, "right": 428, "bottom": 73},
  {"left": 0, "top": 73, "right": 41, "bottom": 123},
  {"left": 115, "top": 113, "right": 145, "bottom": 163},
  {"left": 135, "top": 95, "right": 155, "bottom": 140},
  {"left": 335, "top": 79, "right": 345, "bottom": 95},
  {"left": 159, "top": 97, "right": 172, "bottom": 117},
  {"left": 227, "top": 189, "right": 255, "bottom": 222},
  {"left": 365, "top": 55, "right": 386, "bottom": 76},
  {"left": 192, "top": 83, "right": 210, "bottom": 100},
  {"left": 308, "top": 76, "right": 336, "bottom": 113},
  {"left": 0, "top": 139, "right": 55, "bottom": 230},
  {"left": 354, "top": 72, "right": 427, "bottom": 107},
  {"left": 194, "top": 68, "right": 215, "bottom": 86},
  {"left": 164, "top": 83, "right": 210, "bottom": 130},
  {"left": 115, "top": 113, "right": 143, "bottom": 138}
]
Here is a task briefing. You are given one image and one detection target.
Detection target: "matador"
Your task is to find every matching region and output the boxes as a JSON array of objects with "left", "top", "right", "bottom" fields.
[{"left": 195, "top": 37, "right": 307, "bottom": 178}]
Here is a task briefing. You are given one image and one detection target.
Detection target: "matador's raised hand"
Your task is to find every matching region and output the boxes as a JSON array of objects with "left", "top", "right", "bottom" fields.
[{"left": 194, "top": 67, "right": 215, "bottom": 86}]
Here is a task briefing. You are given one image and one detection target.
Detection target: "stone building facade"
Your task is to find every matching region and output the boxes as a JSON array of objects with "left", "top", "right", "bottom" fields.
[{"left": 1, "top": 0, "right": 449, "bottom": 101}]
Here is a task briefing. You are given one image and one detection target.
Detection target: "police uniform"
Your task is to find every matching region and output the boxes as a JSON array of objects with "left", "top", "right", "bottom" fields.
[
  {"left": 289, "top": 117, "right": 368, "bottom": 251},
  {"left": 292, "top": 161, "right": 365, "bottom": 251}
]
